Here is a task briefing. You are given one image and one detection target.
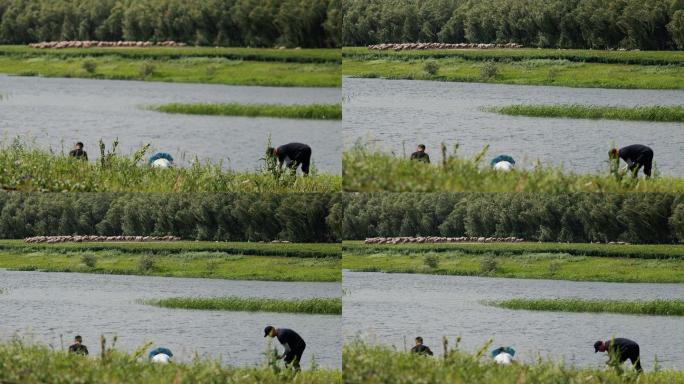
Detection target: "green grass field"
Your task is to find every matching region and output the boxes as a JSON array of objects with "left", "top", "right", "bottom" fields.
[
  {"left": 0, "top": 46, "right": 341, "bottom": 87},
  {"left": 343, "top": 148, "right": 684, "bottom": 192},
  {"left": 343, "top": 241, "right": 684, "bottom": 283},
  {"left": 0, "top": 241, "right": 341, "bottom": 282},
  {"left": 151, "top": 103, "right": 341, "bottom": 120},
  {"left": 489, "top": 298, "right": 684, "bottom": 316},
  {"left": 144, "top": 297, "right": 341, "bottom": 315},
  {"left": 488, "top": 104, "right": 684, "bottom": 122},
  {"left": 0, "top": 141, "right": 340, "bottom": 192},
  {"left": 344, "top": 342, "right": 683, "bottom": 383},
  {"left": 0, "top": 340, "right": 341, "bottom": 384},
  {"left": 343, "top": 47, "right": 684, "bottom": 89}
]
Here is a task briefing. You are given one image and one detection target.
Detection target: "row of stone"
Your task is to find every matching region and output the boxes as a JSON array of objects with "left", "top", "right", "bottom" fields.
[
  {"left": 365, "top": 236, "right": 525, "bottom": 244},
  {"left": 25, "top": 235, "right": 181, "bottom": 243},
  {"left": 368, "top": 42, "right": 524, "bottom": 50},
  {"left": 28, "top": 40, "right": 187, "bottom": 49}
]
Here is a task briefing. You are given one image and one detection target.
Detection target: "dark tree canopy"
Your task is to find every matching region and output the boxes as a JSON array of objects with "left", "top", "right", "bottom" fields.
[
  {"left": 343, "top": 0, "right": 684, "bottom": 49},
  {"left": 0, "top": 0, "right": 341, "bottom": 48}
]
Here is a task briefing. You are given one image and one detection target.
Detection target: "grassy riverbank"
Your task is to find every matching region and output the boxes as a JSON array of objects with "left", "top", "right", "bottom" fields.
[
  {"left": 490, "top": 298, "right": 684, "bottom": 316},
  {"left": 152, "top": 103, "right": 341, "bottom": 120},
  {"left": 0, "top": 241, "right": 341, "bottom": 282},
  {"left": 0, "top": 46, "right": 341, "bottom": 87},
  {"left": 343, "top": 148, "right": 684, "bottom": 192},
  {"left": 0, "top": 142, "right": 340, "bottom": 192},
  {"left": 145, "top": 297, "right": 341, "bottom": 315},
  {"left": 343, "top": 342, "right": 683, "bottom": 383},
  {"left": 0, "top": 341, "right": 340, "bottom": 384},
  {"left": 488, "top": 104, "right": 684, "bottom": 122},
  {"left": 342, "top": 47, "right": 684, "bottom": 89},
  {"left": 342, "top": 242, "right": 684, "bottom": 283}
]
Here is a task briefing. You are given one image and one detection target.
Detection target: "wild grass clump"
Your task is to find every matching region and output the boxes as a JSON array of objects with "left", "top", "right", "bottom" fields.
[
  {"left": 423, "top": 255, "right": 439, "bottom": 269},
  {"left": 422, "top": 60, "right": 439, "bottom": 75},
  {"left": 489, "top": 104, "right": 684, "bottom": 122},
  {"left": 151, "top": 103, "right": 341, "bottom": 120},
  {"left": 342, "top": 145, "right": 684, "bottom": 192},
  {"left": 0, "top": 340, "right": 340, "bottom": 383},
  {"left": 0, "top": 139, "right": 340, "bottom": 192},
  {"left": 343, "top": 341, "right": 683, "bottom": 383},
  {"left": 81, "top": 59, "right": 97, "bottom": 74},
  {"left": 137, "top": 255, "right": 156, "bottom": 273},
  {"left": 144, "top": 296, "right": 341, "bottom": 315},
  {"left": 80, "top": 254, "right": 97, "bottom": 268},
  {"left": 491, "top": 298, "right": 684, "bottom": 316}
]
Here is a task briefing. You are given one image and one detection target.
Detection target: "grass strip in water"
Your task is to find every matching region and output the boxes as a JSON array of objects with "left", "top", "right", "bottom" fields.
[
  {"left": 488, "top": 104, "right": 684, "bottom": 122},
  {"left": 151, "top": 103, "right": 341, "bottom": 120},
  {"left": 490, "top": 298, "right": 684, "bottom": 316},
  {"left": 0, "top": 340, "right": 340, "bottom": 383},
  {"left": 342, "top": 147, "right": 684, "bottom": 192},
  {"left": 144, "top": 297, "right": 341, "bottom": 315},
  {"left": 344, "top": 342, "right": 683, "bottom": 383}
]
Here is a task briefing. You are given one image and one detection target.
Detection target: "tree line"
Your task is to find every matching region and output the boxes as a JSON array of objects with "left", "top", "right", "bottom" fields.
[
  {"left": 0, "top": 193, "right": 341, "bottom": 243},
  {"left": 341, "top": 193, "right": 684, "bottom": 244},
  {"left": 343, "top": 0, "right": 684, "bottom": 49},
  {"left": 0, "top": 0, "right": 341, "bottom": 48}
]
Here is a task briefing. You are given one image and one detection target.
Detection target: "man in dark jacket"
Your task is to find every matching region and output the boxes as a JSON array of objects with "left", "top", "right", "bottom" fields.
[
  {"left": 265, "top": 326, "right": 306, "bottom": 371},
  {"left": 410, "top": 336, "right": 434, "bottom": 355},
  {"left": 69, "top": 142, "right": 88, "bottom": 160},
  {"left": 68, "top": 335, "right": 89, "bottom": 356},
  {"left": 410, "top": 144, "right": 430, "bottom": 163},
  {"left": 267, "top": 143, "right": 312, "bottom": 175},
  {"left": 594, "top": 337, "right": 642, "bottom": 372},
  {"left": 609, "top": 144, "right": 653, "bottom": 178}
]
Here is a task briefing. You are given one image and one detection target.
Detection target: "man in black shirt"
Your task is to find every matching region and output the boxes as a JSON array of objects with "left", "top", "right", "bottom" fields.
[
  {"left": 609, "top": 144, "right": 653, "bottom": 178},
  {"left": 69, "top": 142, "right": 88, "bottom": 160},
  {"left": 410, "top": 336, "right": 433, "bottom": 356},
  {"left": 594, "top": 337, "right": 642, "bottom": 372},
  {"left": 410, "top": 144, "right": 430, "bottom": 163},
  {"left": 267, "top": 143, "right": 312, "bottom": 175},
  {"left": 68, "top": 335, "right": 89, "bottom": 356},
  {"left": 265, "top": 325, "right": 306, "bottom": 371}
]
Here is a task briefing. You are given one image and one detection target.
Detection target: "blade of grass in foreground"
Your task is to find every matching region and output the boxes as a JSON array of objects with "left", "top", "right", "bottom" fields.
[
  {"left": 150, "top": 103, "right": 341, "bottom": 120},
  {"left": 489, "top": 298, "right": 684, "bottom": 316},
  {"left": 143, "top": 297, "right": 341, "bottom": 315},
  {"left": 487, "top": 104, "right": 684, "bottom": 122}
]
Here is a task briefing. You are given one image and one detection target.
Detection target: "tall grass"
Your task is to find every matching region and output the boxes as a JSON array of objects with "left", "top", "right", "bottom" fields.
[
  {"left": 343, "top": 341, "right": 683, "bottom": 383},
  {"left": 151, "top": 103, "right": 341, "bottom": 120},
  {"left": 490, "top": 298, "right": 684, "bottom": 316},
  {"left": 0, "top": 140, "right": 340, "bottom": 192},
  {"left": 342, "top": 146, "right": 684, "bottom": 192},
  {"left": 489, "top": 104, "right": 684, "bottom": 122},
  {"left": 144, "top": 297, "right": 341, "bottom": 315},
  {"left": 0, "top": 340, "right": 340, "bottom": 383}
]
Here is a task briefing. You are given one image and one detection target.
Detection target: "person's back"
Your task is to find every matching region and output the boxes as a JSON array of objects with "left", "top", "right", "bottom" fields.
[
  {"left": 606, "top": 338, "right": 639, "bottom": 360},
  {"left": 68, "top": 335, "right": 88, "bottom": 356},
  {"left": 410, "top": 144, "right": 430, "bottom": 163},
  {"left": 277, "top": 328, "right": 306, "bottom": 350},
  {"left": 410, "top": 344, "right": 433, "bottom": 355},
  {"left": 494, "top": 352, "right": 513, "bottom": 365},
  {"left": 69, "top": 142, "right": 88, "bottom": 161}
]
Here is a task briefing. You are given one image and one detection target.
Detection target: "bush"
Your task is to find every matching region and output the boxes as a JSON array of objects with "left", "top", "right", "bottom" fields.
[
  {"left": 138, "top": 255, "right": 156, "bottom": 273},
  {"left": 139, "top": 62, "right": 157, "bottom": 77},
  {"left": 423, "top": 255, "right": 439, "bottom": 269},
  {"left": 480, "top": 61, "right": 498, "bottom": 81},
  {"left": 423, "top": 60, "right": 439, "bottom": 75},
  {"left": 479, "top": 256, "right": 498, "bottom": 275},
  {"left": 81, "top": 60, "right": 97, "bottom": 74},
  {"left": 81, "top": 254, "right": 97, "bottom": 268}
]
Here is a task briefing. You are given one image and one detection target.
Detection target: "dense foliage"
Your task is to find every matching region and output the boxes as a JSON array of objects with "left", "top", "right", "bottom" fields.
[
  {"left": 0, "top": 193, "right": 342, "bottom": 242},
  {"left": 343, "top": 0, "right": 684, "bottom": 49},
  {"left": 341, "top": 193, "right": 684, "bottom": 243},
  {"left": 0, "top": 0, "right": 341, "bottom": 48}
]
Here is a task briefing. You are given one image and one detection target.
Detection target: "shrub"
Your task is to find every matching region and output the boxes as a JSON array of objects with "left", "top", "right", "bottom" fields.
[
  {"left": 138, "top": 255, "right": 156, "bottom": 273},
  {"left": 423, "top": 255, "right": 439, "bottom": 269},
  {"left": 139, "top": 62, "right": 157, "bottom": 77},
  {"left": 81, "top": 254, "right": 97, "bottom": 268},
  {"left": 480, "top": 61, "right": 499, "bottom": 81},
  {"left": 423, "top": 60, "right": 440, "bottom": 75},
  {"left": 479, "top": 256, "right": 498, "bottom": 275},
  {"left": 81, "top": 60, "right": 97, "bottom": 74}
]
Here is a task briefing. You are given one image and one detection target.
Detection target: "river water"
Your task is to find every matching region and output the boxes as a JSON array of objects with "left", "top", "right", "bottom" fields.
[
  {"left": 343, "top": 77, "right": 684, "bottom": 176},
  {"left": 0, "top": 270, "right": 341, "bottom": 368},
  {"left": 0, "top": 75, "right": 341, "bottom": 173},
  {"left": 343, "top": 271, "right": 684, "bottom": 370}
]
